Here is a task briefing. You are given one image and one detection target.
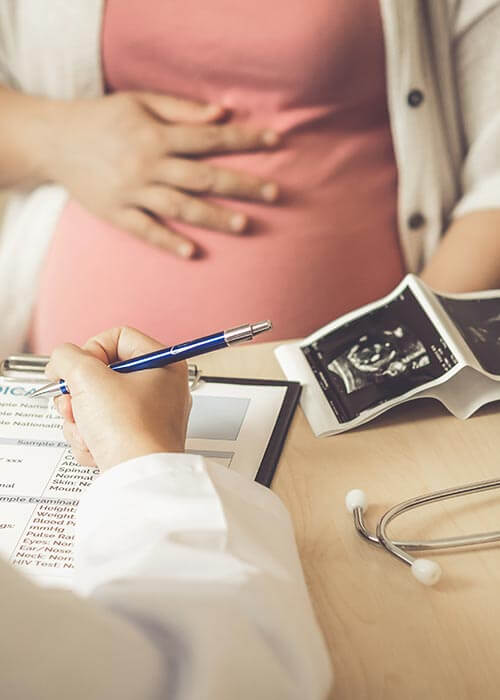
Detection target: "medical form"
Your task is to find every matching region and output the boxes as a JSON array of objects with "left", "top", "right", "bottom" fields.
[{"left": 0, "top": 376, "right": 299, "bottom": 587}]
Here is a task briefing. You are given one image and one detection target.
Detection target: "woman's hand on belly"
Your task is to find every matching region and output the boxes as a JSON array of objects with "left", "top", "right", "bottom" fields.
[{"left": 45, "top": 91, "right": 279, "bottom": 257}]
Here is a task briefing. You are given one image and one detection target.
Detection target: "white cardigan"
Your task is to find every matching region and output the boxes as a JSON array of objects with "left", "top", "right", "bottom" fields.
[{"left": 1, "top": 0, "right": 500, "bottom": 357}]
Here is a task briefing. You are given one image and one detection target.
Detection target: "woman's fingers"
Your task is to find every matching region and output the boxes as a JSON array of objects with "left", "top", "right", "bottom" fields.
[
  {"left": 132, "top": 185, "right": 249, "bottom": 235},
  {"left": 136, "top": 92, "right": 224, "bottom": 124},
  {"left": 154, "top": 157, "right": 278, "bottom": 202},
  {"left": 112, "top": 207, "right": 197, "bottom": 258},
  {"left": 48, "top": 91, "right": 282, "bottom": 254},
  {"left": 165, "top": 123, "right": 279, "bottom": 155}
]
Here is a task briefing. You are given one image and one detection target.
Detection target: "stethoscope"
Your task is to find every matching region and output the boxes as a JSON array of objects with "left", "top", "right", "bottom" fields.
[{"left": 345, "top": 477, "right": 500, "bottom": 585}]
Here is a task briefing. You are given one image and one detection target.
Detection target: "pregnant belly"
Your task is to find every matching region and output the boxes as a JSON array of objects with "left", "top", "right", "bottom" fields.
[
  {"left": 30, "top": 197, "right": 403, "bottom": 353},
  {"left": 30, "top": 130, "right": 404, "bottom": 352}
]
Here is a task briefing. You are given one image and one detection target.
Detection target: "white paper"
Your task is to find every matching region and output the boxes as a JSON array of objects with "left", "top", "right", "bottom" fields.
[{"left": 0, "top": 378, "right": 288, "bottom": 587}]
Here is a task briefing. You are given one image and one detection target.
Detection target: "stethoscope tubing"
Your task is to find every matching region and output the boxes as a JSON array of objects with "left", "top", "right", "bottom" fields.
[{"left": 347, "top": 476, "right": 500, "bottom": 583}]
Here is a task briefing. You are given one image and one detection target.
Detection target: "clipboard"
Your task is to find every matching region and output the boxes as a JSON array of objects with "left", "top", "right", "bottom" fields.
[
  {"left": 0, "top": 354, "right": 301, "bottom": 587},
  {"left": 0, "top": 355, "right": 301, "bottom": 487},
  {"left": 200, "top": 375, "right": 301, "bottom": 486}
]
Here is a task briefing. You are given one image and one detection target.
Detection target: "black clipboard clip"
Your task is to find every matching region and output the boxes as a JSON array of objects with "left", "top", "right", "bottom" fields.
[{"left": 0, "top": 354, "right": 202, "bottom": 390}]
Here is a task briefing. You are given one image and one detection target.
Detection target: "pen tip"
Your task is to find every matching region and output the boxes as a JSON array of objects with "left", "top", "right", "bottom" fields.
[
  {"left": 251, "top": 320, "right": 273, "bottom": 336},
  {"left": 30, "top": 383, "right": 58, "bottom": 399},
  {"left": 29, "top": 389, "right": 45, "bottom": 399}
]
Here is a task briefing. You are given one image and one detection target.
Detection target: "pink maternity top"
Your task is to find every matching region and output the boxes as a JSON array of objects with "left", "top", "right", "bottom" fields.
[{"left": 30, "top": 0, "right": 403, "bottom": 351}]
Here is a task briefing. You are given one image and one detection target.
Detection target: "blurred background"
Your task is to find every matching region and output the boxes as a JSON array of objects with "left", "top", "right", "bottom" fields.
[{"left": 0, "top": 191, "right": 8, "bottom": 222}]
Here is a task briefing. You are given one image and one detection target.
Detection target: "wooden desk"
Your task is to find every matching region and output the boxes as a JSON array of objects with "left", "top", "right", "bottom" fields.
[{"left": 202, "top": 340, "right": 500, "bottom": 700}]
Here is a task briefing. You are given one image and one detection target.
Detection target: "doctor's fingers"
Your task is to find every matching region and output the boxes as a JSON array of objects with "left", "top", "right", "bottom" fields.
[
  {"left": 153, "top": 158, "right": 279, "bottom": 203},
  {"left": 81, "top": 326, "right": 165, "bottom": 366},
  {"left": 130, "top": 185, "right": 250, "bottom": 237},
  {"left": 62, "top": 421, "right": 96, "bottom": 468},
  {"left": 54, "top": 395, "right": 74, "bottom": 423}
]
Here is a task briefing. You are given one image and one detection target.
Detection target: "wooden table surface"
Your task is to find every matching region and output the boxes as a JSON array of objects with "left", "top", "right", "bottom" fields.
[{"left": 201, "top": 340, "right": 500, "bottom": 700}]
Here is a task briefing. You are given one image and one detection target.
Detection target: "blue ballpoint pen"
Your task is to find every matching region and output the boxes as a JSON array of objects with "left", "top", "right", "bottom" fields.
[{"left": 30, "top": 320, "right": 272, "bottom": 399}]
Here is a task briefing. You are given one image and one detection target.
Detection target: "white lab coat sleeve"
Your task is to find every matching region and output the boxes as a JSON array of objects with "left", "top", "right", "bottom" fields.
[
  {"left": 71, "top": 452, "right": 333, "bottom": 700},
  {"left": 451, "top": 0, "right": 500, "bottom": 218}
]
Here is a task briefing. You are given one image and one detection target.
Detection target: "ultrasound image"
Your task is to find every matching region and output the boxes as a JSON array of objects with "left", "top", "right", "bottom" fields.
[
  {"left": 303, "top": 287, "right": 457, "bottom": 423},
  {"left": 437, "top": 295, "right": 500, "bottom": 375}
]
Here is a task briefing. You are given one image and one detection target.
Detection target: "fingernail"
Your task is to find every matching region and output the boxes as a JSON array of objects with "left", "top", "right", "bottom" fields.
[
  {"left": 262, "top": 130, "right": 279, "bottom": 146},
  {"left": 230, "top": 213, "right": 247, "bottom": 233},
  {"left": 204, "top": 104, "right": 223, "bottom": 118},
  {"left": 178, "top": 242, "right": 195, "bottom": 258},
  {"left": 261, "top": 182, "right": 278, "bottom": 202}
]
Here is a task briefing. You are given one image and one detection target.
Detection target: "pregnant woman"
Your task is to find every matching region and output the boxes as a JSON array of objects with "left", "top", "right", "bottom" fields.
[{"left": 0, "top": 0, "right": 499, "bottom": 355}]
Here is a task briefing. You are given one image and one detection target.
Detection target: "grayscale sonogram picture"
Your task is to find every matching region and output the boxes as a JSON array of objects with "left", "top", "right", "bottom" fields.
[
  {"left": 327, "top": 325, "right": 431, "bottom": 394},
  {"left": 437, "top": 295, "right": 500, "bottom": 375},
  {"left": 302, "top": 287, "right": 457, "bottom": 423}
]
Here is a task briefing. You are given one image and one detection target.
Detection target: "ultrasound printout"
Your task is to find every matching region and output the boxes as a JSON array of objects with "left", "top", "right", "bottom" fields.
[
  {"left": 302, "top": 286, "right": 458, "bottom": 423},
  {"left": 437, "top": 294, "right": 500, "bottom": 375}
]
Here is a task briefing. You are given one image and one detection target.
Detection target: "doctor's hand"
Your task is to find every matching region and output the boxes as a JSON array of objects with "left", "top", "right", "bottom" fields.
[
  {"left": 45, "top": 91, "right": 279, "bottom": 258},
  {"left": 45, "top": 327, "right": 192, "bottom": 472}
]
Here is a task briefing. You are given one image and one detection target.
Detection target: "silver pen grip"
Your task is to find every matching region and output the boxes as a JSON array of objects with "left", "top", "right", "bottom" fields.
[{"left": 224, "top": 320, "right": 272, "bottom": 345}]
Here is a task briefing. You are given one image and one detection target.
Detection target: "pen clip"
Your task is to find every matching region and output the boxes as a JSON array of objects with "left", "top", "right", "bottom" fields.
[
  {"left": 188, "top": 364, "right": 202, "bottom": 391},
  {"left": 0, "top": 354, "right": 51, "bottom": 380}
]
